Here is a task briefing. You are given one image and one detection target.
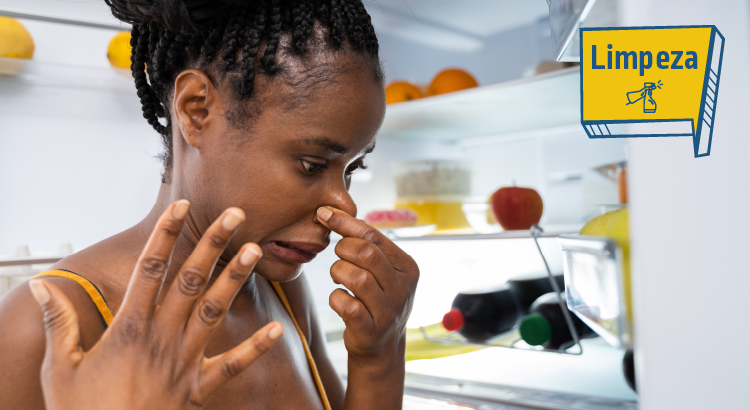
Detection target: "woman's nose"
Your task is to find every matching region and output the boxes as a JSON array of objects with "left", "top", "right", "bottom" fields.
[{"left": 321, "top": 181, "right": 358, "bottom": 219}]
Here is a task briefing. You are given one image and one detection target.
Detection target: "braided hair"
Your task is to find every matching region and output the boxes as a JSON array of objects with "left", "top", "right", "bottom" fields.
[{"left": 105, "top": 0, "right": 382, "bottom": 182}]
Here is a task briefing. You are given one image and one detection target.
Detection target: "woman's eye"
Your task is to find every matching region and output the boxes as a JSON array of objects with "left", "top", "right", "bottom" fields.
[
  {"left": 346, "top": 163, "right": 368, "bottom": 176},
  {"left": 301, "top": 160, "right": 328, "bottom": 175}
]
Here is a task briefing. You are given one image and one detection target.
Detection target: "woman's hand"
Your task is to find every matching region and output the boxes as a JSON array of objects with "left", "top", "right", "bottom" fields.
[
  {"left": 316, "top": 206, "right": 419, "bottom": 408},
  {"left": 29, "top": 201, "right": 283, "bottom": 410}
]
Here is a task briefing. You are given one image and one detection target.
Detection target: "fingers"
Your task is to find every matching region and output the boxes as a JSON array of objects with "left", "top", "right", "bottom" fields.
[
  {"left": 200, "top": 322, "right": 283, "bottom": 395},
  {"left": 183, "top": 243, "right": 262, "bottom": 355},
  {"left": 329, "top": 288, "right": 374, "bottom": 333},
  {"left": 118, "top": 200, "right": 190, "bottom": 322},
  {"left": 330, "top": 259, "right": 388, "bottom": 319},
  {"left": 316, "top": 207, "right": 403, "bottom": 265},
  {"left": 29, "top": 280, "right": 84, "bottom": 368},
  {"left": 158, "top": 208, "right": 245, "bottom": 326},
  {"left": 334, "top": 237, "right": 396, "bottom": 291}
]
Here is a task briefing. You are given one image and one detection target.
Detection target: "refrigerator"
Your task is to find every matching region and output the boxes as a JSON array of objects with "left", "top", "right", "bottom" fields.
[{"left": 1, "top": 0, "right": 748, "bottom": 409}]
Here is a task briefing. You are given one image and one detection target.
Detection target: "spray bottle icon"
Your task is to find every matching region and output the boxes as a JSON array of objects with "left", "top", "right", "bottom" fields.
[{"left": 626, "top": 80, "right": 663, "bottom": 113}]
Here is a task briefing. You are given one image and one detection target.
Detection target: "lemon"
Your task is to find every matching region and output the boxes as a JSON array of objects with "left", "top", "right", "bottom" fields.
[
  {"left": 580, "top": 208, "right": 621, "bottom": 236},
  {"left": 580, "top": 208, "right": 633, "bottom": 323},
  {"left": 107, "top": 31, "right": 132, "bottom": 69},
  {"left": 605, "top": 208, "right": 629, "bottom": 252},
  {"left": 0, "top": 17, "right": 34, "bottom": 59}
]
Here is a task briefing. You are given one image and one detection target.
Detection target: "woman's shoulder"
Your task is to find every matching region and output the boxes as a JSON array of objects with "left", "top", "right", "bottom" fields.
[
  {"left": 0, "top": 274, "right": 108, "bottom": 409},
  {"left": 49, "top": 232, "right": 144, "bottom": 312},
  {"left": 0, "top": 275, "right": 108, "bottom": 350}
]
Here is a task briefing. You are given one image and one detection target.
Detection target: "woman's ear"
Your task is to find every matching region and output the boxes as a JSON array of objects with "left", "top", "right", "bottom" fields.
[{"left": 172, "top": 69, "right": 221, "bottom": 149}]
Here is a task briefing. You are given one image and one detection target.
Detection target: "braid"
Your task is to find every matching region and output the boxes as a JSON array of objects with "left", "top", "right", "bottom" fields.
[
  {"left": 165, "top": 33, "right": 187, "bottom": 75},
  {"left": 112, "top": 0, "right": 382, "bottom": 183},
  {"left": 151, "top": 29, "right": 174, "bottom": 92},
  {"left": 146, "top": 22, "right": 165, "bottom": 118},
  {"left": 200, "top": 16, "right": 226, "bottom": 64},
  {"left": 315, "top": 0, "right": 330, "bottom": 25},
  {"left": 261, "top": 0, "right": 282, "bottom": 73},
  {"left": 356, "top": 2, "right": 379, "bottom": 56},
  {"left": 328, "top": 0, "right": 346, "bottom": 48},
  {"left": 221, "top": 12, "right": 242, "bottom": 69},
  {"left": 131, "top": 23, "right": 167, "bottom": 136},
  {"left": 291, "top": 1, "right": 314, "bottom": 54},
  {"left": 240, "top": 5, "right": 264, "bottom": 98}
]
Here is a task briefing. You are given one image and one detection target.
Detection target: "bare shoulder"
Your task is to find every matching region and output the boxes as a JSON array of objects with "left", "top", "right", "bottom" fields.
[{"left": 0, "top": 277, "right": 107, "bottom": 409}]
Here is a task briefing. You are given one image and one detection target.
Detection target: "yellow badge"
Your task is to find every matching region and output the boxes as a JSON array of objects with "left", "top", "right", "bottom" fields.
[{"left": 580, "top": 26, "right": 724, "bottom": 157}]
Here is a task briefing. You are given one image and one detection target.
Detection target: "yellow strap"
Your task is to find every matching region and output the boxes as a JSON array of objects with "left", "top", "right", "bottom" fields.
[
  {"left": 270, "top": 282, "right": 332, "bottom": 410},
  {"left": 33, "top": 270, "right": 114, "bottom": 326}
]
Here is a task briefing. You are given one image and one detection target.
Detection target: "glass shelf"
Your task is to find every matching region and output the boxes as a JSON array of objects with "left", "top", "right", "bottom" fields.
[
  {"left": 379, "top": 67, "right": 581, "bottom": 143},
  {"left": 0, "top": 57, "right": 134, "bottom": 92},
  {"left": 388, "top": 224, "right": 581, "bottom": 241}
]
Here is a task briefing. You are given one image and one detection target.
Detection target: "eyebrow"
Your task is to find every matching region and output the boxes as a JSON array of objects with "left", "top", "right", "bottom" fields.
[
  {"left": 301, "top": 137, "right": 349, "bottom": 154},
  {"left": 300, "top": 138, "right": 376, "bottom": 156}
]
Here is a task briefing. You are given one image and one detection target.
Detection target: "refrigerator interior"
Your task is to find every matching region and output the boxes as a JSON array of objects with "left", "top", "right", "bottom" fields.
[{"left": 0, "top": 2, "right": 638, "bottom": 408}]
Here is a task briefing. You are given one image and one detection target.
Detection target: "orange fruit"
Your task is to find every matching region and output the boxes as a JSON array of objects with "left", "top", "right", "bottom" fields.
[
  {"left": 385, "top": 81, "right": 423, "bottom": 104},
  {"left": 427, "top": 68, "right": 478, "bottom": 96}
]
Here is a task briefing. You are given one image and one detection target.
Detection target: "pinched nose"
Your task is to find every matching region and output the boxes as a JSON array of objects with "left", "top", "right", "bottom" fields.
[{"left": 318, "top": 184, "right": 357, "bottom": 220}]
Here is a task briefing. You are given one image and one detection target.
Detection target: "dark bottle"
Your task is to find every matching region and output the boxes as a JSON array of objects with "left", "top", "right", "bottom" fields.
[
  {"left": 519, "top": 292, "right": 591, "bottom": 350},
  {"left": 623, "top": 349, "right": 637, "bottom": 392},
  {"left": 442, "top": 283, "right": 521, "bottom": 342},
  {"left": 508, "top": 271, "right": 565, "bottom": 315}
]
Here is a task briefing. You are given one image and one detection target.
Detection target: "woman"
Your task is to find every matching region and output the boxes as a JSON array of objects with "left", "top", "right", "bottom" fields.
[{"left": 0, "top": 0, "right": 419, "bottom": 409}]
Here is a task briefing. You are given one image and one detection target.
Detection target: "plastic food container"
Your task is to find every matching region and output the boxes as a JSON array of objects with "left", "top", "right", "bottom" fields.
[{"left": 393, "top": 160, "right": 471, "bottom": 231}]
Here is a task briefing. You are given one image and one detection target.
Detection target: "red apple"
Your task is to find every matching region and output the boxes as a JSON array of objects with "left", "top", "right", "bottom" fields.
[{"left": 491, "top": 186, "right": 543, "bottom": 230}]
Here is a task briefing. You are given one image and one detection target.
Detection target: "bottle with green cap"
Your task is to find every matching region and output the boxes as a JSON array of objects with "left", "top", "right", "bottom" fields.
[{"left": 519, "top": 292, "right": 591, "bottom": 350}]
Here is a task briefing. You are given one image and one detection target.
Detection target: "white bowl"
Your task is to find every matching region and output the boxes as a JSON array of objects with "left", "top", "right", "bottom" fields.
[{"left": 461, "top": 203, "right": 503, "bottom": 234}]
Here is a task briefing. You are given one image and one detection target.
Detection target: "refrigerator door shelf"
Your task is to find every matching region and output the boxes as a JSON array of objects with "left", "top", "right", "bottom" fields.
[{"left": 558, "top": 234, "right": 634, "bottom": 349}]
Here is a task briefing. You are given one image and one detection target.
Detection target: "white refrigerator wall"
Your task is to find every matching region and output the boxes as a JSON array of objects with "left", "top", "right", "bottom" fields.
[
  {"left": 0, "top": 19, "right": 162, "bottom": 258},
  {"left": 619, "top": 0, "right": 750, "bottom": 409}
]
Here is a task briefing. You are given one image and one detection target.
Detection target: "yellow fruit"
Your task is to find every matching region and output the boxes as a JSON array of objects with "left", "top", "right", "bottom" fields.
[
  {"left": 0, "top": 17, "right": 34, "bottom": 59},
  {"left": 426, "top": 68, "right": 478, "bottom": 96},
  {"left": 580, "top": 208, "right": 621, "bottom": 236},
  {"left": 107, "top": 32, "right": 132, "bottom": 69},
  {"left": 581, "top": 208, "right": 632, "bottom": 323},
  {"left": 606, "top": 208, "right": 629, "bottom": 251},
  {"left": 385, "top": 81, "right": 423, "bottom": 104}
]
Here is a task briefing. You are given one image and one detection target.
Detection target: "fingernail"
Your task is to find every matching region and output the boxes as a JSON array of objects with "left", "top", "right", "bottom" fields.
[
  {"left": 173, "top": 200, "right": 190, "bottom": 219},
  {"left": 317, "top": 207, "right": 333, "bottom": 222},
  {"left": 268, "top": 324, "right": 284, "bottom": 340},
  {"left": 223, "top": 209, "right": 244, "bottom": 231},
  {"left": 29, "top": 280, "right": 51, "bottom": 306},
  {"left": 240, "top": 245, "right": 261, "bottom": 266}
]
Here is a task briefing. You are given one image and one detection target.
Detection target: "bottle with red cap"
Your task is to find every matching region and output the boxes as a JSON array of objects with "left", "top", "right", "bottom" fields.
[{"left": 442, "top": 283, "right": 521, "bottom": 342}]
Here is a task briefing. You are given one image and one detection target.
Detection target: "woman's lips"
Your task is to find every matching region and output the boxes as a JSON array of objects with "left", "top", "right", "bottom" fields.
[{"left": 265, "top": 241, "right": 326, "bottom": 264}]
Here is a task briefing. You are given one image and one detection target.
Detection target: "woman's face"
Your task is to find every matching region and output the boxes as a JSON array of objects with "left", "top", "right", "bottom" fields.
[{"left": 173, "top": 53, "right": 385, "bottom": 283}]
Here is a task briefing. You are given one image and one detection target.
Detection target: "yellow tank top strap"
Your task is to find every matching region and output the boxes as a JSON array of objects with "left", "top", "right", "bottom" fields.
[
  {"left": 33, "top": 270, "right": 114, "bottom": 327},
  {"left": 270, "top": 281, "right": 332, "bottom": 410}
]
